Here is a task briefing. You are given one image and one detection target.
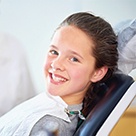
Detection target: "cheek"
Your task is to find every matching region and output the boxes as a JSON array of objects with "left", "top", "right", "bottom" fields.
[
  {"left": 44, "top": 57, "right": 51, "bottom": 75},
  {"left": 70, "top": 65, "right": 94, "bottom": 83},
  {"left": 70, "top": 67, "right": 90, "bottom": 79},
  {"left": 74, "top": 70, "right": 84, "bottom": 78},
  {"left": 69, "top": 68, "right": 92, "bottom": 91}
]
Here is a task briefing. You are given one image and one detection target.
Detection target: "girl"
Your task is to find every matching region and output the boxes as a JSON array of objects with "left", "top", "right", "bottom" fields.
[{"left": 0, "top": 12, "right": 118, "bottom": 136}]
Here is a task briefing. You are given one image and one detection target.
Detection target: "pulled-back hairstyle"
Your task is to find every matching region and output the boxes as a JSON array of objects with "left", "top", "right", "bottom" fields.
[{"left": 58, "top": 12, "right": 118, "bottom": 117}]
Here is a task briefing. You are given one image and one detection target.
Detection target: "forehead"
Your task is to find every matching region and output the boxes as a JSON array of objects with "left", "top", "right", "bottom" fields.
[{"left": 51, "top": 26, "right": 94, "bottom": 55}]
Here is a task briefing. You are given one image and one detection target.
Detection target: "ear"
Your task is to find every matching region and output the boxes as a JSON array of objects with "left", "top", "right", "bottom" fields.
[{"left": 90, "top": 66, "right": 108, "bottom": 83}]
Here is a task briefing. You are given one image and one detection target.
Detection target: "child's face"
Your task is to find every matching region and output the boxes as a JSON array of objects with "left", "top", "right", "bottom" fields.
[{"left": 44, "top": 26, "right": 97, "bottom": 104}]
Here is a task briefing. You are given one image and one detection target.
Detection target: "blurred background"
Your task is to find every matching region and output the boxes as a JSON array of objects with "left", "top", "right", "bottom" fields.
[{"left": 0, "top": 0, "right": 136, "bottom": 93}]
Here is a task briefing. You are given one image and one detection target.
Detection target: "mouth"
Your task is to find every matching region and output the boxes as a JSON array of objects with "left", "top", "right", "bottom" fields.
[{"left": 49, "top": 72, "right": 68, "bottom": 84}]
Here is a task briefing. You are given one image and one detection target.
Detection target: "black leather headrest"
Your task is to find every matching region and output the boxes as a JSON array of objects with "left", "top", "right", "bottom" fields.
[{"left": 74, "top": 71, "right": 134, "bottom": 136}]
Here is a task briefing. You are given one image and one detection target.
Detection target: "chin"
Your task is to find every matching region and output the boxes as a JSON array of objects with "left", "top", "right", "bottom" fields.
[{"left": 47, "top": 89, "right": 59, "bottom": 96}]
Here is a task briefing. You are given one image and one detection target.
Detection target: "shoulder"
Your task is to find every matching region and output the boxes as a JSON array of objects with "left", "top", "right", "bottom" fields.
[{"left": 30, "top": 115, "right": 68, "bottom": 136}]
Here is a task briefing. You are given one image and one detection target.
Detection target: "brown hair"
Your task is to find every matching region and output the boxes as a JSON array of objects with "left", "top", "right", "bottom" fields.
[{"left": 58, "top": 12, "right": 118, "bottom": 117}]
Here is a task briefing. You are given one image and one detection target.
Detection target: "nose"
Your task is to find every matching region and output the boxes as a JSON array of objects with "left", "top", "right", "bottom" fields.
[{"left": 51, "top": 57, "right": 65, "bottom": 71}]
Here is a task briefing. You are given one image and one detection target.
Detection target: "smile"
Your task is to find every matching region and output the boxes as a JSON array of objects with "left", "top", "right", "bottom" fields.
[
  {"left": 52, "top": 74, "right": 67, "bottom": 82},
  {"left": 49, "top": 72, "right": 68, "bottom": 84}
]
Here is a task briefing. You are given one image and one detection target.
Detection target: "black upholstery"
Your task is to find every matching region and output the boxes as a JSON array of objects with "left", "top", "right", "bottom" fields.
[{"left": 74, "top": 71, "right": 134, "bottom": 136}]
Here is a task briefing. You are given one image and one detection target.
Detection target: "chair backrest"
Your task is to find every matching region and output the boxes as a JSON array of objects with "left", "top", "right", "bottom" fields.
[{"left": 74, "top": 71, "right": 135, "bottom": 136}]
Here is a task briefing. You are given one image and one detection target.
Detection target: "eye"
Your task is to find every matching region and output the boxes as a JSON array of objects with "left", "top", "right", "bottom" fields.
[
  {"left": 70, "top": 57, "right": 79, "bottom": 62},
  {"left": 49, "top": 50, "right": 58, "bottom": 55}
]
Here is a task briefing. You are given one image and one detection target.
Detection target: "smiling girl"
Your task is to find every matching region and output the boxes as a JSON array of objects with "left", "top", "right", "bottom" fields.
[{"left": 0, "top": 12, "right": 118, "bottom": 136}]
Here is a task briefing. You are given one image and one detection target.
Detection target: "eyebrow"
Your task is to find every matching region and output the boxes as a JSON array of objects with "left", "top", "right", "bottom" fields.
[
  {"left": 68, "top": 50, "right": 84, "bottom": 59},
  {"left": 50, "top": 45, "right": 58, "bottom": 49},
  {"left": 50, "top": 45, "right": 84, "bottom": 59}
]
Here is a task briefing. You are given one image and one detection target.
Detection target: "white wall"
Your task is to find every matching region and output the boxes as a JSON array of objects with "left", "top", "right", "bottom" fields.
[{"left": 0, "top": 0, "right": 136, "bottom": 93}]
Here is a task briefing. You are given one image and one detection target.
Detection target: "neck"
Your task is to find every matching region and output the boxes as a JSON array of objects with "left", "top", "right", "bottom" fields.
[{"left": 61, "top": 93, "right": 86, "bottom": 105}]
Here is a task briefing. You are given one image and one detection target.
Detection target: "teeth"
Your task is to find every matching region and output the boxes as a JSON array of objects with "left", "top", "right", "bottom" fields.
[{"left": 52, "top": 74, "right": 66, "bottom": 82}]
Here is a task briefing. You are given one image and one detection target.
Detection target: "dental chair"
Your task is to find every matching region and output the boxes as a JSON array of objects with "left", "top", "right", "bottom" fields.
[{"left": 74, "top": 70, "right": 136, "bottom": 136}]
